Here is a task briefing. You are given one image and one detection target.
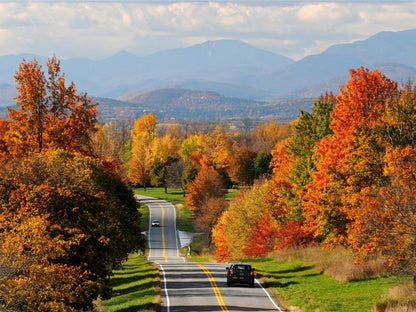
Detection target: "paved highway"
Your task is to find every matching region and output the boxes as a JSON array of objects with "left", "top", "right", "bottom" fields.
[{"left": 136, "top": 195, "right": 284, "bottom": 312}]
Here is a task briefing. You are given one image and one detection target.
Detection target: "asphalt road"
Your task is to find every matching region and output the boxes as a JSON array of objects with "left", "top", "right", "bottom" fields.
[{"left": 136, "top": 195, "right": 284, "bottom": 312}]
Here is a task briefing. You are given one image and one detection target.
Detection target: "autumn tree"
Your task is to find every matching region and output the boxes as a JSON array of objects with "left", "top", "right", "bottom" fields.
[
  {"left": 0, "top": 189, "right": 94, "bottom": 312},
  {"left": 131, "top": 112, "right": 157, "bottom": 136},
  {"left": 93, "top": 121, "right": 130, "bottom": 162},
  {"left": 185, "top": 155, "right": 226, "bottom": 241},
  {"left": 6, "top": 56, "right": 97, "bottom": 158},
  {"left": 347, "top": 83, "right": 416, "bottom": 284},
  {"left": 252, "top": 118, "right": 293, "bottom": 152},
  {"left": 229, "top": 149, "right": 257, "bottom": 185},
  {"left": 199, "top": 125, "right": 235, "bottom": 172},
  {"left": 127, "top": 113, "right": 157, "bottom": 189},
  {"left": 0, "top": 150, "right": 145, "bottom": 310},
  {"left": 265, "top": 95, "right": 335, "bottom": 249},
  {"left": 213, "top": 183, "right": 274, "bottom": 260},
  {"left": 197, "top": 197, "right": 228, "bottom": 246},
  {"left": 303, "top": 68, "right": 398, "bottom": 247},
  {"left": 179, "top": 134, "right": 203, "bottom": 161}
]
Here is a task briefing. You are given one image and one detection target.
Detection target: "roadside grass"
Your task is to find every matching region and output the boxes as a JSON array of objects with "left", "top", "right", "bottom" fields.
[
  {"left": 247, "top": 257, "right": 408, "bottom": 312},
  {"left": 102, "top": 254, "right": 160, "bottom": 312},
  {"left": 134, "top": 187, "right": 185, "bottom": 205},
  {"left": 375, "top": 282, "right": 416, "bottom": 312},
  {"left": 139, "top": 203, "right": 149, "bottom": 232}
]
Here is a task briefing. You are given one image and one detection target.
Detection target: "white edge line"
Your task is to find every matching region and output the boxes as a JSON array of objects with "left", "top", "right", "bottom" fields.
[
  {"left": 159, "top": 264, "right": 170, "bottom": 312},
  {"left": 255, "top": 278, "right": 284, "bottom": 312}
]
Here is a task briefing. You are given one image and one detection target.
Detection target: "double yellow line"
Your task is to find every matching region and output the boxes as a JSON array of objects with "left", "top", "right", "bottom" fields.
[
  {"left": 194, "top": 263, "right": 229, "bottom": 312},
  {"left": 155, "top": 202, "right": 168, "bottom": 263}
]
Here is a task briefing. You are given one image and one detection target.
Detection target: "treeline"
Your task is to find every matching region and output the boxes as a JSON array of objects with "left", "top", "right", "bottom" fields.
[
  {"left": 213, "top": 68, "right": 416, "bottom": 284},
  {"left": 0, "top": 57, "right": 145, "bottom": 311}
]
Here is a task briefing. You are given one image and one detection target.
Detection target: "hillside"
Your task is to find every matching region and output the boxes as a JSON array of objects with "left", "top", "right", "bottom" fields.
[{"left": 95, "top": 89, "right": 312, "bottom": 123}]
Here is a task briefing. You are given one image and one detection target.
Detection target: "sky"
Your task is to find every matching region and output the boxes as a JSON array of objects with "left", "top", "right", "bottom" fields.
[{"left": 0, "top": 0, "right": 415, "bottom": 61}]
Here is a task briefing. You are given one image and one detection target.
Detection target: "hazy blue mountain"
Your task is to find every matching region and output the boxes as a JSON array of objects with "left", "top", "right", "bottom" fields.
[
  {"left": 0, "top": 83, "right": 16, "bottom": 107},
  {"left": 59, "top": 39, "right": 293, "bottom": 98},
  {"left": 277, "top": 63, "right": 416, "bottom": 100},
  {"left": 259, "top": 29, "right": 416, "bottom": 96},
  {"left": 0, "top": 54, "right": 47, "bottom": 85}
]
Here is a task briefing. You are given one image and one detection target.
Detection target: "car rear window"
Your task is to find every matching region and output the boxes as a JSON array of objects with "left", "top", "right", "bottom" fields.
[{"left": 235, "top": 265, "right": 251, "bottom": 271}]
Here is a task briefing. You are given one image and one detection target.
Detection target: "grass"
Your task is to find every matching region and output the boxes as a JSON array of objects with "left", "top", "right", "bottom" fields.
[
  {"left": 247, "top": 257, "right": 407, "bottom": 312},
  {"left": 134, "top": 187, "right": 185, "bottom": 205},
  {"left": 102, "top": 254, "right": 160, "bottom": 312},
  {"left": 138, "top": 203, "right": 149, "bottom": 232}
]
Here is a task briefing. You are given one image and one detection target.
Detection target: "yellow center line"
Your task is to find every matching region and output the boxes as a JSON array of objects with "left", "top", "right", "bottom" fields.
[
  {"left": 156, "top": 202, "right": 168, "bottom": 263},
  {"left": 194, "top": 262, "right": 229, "bottom": 312}
]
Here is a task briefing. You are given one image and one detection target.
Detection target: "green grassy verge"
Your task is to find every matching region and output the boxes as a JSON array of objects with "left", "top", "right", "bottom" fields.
[
  {"left": 102, "top": 254, "right": 159, "bottom": 312},
  {"left": 138, "top": 203, "right": 149, "bottom": 232},
  {"left": 248, "top": 258, "right": 406, "bottom": 312},
  {"left": 134, "top": 187, "right": 185, "bottom": 205}
]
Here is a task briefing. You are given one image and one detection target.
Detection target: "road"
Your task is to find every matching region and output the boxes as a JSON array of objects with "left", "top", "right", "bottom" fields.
[{"left": 136, "top": 195, "right": 284, "bottom": 312}]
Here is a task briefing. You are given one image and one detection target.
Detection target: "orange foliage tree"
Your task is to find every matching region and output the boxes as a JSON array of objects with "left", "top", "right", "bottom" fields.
[
  {"left": 347, "top": 83, "right": 416, "bottom": 282},
  {"left": 303, "top": 68, "right": 398, "bottom": 247},
  {"left": 6, "top": 56, "right": 97, "bottom": 158},
  {"left": 185, "top": 155, "right": 226, "bottom": 243}
]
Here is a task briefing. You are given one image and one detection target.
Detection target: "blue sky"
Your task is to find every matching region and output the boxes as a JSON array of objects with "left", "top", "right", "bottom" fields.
[{"left": 0, "top": 0, "right": 415, "bottom": 60}]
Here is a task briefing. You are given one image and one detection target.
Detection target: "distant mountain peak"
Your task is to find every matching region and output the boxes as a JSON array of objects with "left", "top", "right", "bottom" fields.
[{"left": 105, "top": 50, "right": 139, "bottom": 62}]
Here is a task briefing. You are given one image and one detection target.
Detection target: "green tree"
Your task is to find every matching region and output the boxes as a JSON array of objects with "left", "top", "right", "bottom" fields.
[{"left": 254, "top": 151, "right": 272, "bottom": 179}]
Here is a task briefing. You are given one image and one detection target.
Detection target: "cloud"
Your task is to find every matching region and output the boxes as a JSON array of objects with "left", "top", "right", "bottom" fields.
[{"left": 0, "top": 1, "right": 414, "bottom": 60}]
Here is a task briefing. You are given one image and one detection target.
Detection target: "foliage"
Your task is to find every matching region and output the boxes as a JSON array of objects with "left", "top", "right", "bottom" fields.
[
  {"left": 252, "top": 118, "right": 293, "bottom": 152},
  {"left": 212, "top": 183, "right": 274, "bottom": 260},
  {"left": 229, "top": 149, "right": 257, "bottom": 185},
  {"left": 253, "top": 151, "right": 272, "bottom": 179},
  {"left": 93, "top": 121, "right": 130, "bottom": 162},
  {"left": 184, "top": 155, "right": 226, "bottom": 243},
  {"left": 6, "top": 56, "right": 97, "bottom": 158},
  {"left": 0, "top": 149, "right": 145, "bottom": 310}
]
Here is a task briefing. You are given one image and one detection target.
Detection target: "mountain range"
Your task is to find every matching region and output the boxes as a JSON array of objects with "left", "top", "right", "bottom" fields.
[{"left": 0, "top": 28, "right": 415, "bottom": 121}]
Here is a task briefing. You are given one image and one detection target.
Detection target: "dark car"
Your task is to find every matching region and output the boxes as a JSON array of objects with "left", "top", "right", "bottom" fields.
[{"left": 226, "top": 263, "right": 255, "bottom": 287}]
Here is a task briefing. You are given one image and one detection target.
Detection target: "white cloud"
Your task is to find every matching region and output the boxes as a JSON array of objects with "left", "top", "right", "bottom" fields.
[{"left": 0, "top": 1, "right": 414, "bottom": 60}]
